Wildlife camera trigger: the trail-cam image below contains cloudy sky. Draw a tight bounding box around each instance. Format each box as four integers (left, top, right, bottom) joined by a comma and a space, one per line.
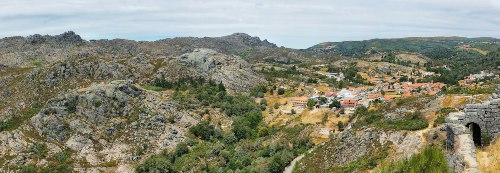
1, 0, 500, 48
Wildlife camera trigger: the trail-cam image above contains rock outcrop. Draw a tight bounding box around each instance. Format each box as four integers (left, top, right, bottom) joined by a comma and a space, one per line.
295, 128, 422, 172
156, 48, 265, 94
1, 80, 198, 171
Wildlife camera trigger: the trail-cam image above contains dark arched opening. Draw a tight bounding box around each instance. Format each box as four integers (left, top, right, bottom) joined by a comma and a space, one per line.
466, 122, 481, 146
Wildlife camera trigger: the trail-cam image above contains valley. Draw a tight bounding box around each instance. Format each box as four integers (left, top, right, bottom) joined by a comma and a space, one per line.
0, 32, 499, 173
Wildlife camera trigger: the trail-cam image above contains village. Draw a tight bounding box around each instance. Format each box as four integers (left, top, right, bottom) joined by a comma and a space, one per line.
260, 63, 450, 143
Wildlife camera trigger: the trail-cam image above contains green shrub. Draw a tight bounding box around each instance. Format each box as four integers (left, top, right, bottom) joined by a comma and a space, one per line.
307, 99, 316, 109
250, 85, 268, 98
65, 98, 78, 113
28, 143, 48, 159
20, 164, 36, 173
174, 142, 189, 158
268, 150, 294, 173
337, 121, 345, 129
277, 88, 286, 95
189, 121, 215, 140
136, 156, 174, 173
142, 85, 167, 91
93, 100, 102, 107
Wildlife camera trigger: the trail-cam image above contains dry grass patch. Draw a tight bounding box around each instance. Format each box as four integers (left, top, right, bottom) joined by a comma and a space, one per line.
477, 139, 500, 173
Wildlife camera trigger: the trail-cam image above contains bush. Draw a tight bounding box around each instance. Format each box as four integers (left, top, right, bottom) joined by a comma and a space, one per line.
307, 99, 316, 109
375, 119, 428, 131
337, 121, 345, 129
189, 121, 215, 140
274, 103, 280, 109
250, 85, 267, 98
136, 156, 174, 173
142, 85, 167, 91
268, 150, 294, 173
28, 143, 48, 159
329, 100, 341, 109
174, 142, 189, 158
277, 88, 286, 95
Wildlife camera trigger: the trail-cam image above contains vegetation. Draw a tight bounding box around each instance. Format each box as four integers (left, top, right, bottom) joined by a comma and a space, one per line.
259, 66, 303, 80
28, 143, 48, 160
329, 100, 341, 109
189, 121, 216, 140
442, 85, 496, 94
0, 102, 43, 132
19, 149, 74, 173
434, 108, 456, 127
378, 145, 451, 173
139, 77, 313, 172
136, 155, 174, 173
277, 88, 286, 95
307, 99, 316, 109
353, 98, 429, 131
142, 85, 167, 91
251, 84, 268, 98
313, 37, 500, 84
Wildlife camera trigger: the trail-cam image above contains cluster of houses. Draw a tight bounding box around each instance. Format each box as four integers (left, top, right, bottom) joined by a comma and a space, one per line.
459, 71, 496, 86
290, 80, 446, 116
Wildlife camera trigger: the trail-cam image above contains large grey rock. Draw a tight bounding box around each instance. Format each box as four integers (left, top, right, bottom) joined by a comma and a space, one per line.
157, 48, 265, 94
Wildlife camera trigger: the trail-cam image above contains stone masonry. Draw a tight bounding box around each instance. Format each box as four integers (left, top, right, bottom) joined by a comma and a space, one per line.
444, 85, 500, 173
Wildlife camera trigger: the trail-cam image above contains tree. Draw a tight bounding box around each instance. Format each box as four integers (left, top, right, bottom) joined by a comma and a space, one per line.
260, 99, 268, 110
136, 156, 174, 173
174, 142, 189, 158
322, 113, 328, 125
318, 97, 328, 104
218, 81, 226, 92
337, 121, 345, 129
354, 106, 368, 117
329, 100, 341, 109
189, 121, 215, 140
291, 109, 296, 114
307, 99, 316, 109
277, 88, 286, 95
274, 103, 280, 109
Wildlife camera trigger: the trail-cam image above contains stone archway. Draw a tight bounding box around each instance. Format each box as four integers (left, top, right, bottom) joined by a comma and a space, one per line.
466, 122, 481, 146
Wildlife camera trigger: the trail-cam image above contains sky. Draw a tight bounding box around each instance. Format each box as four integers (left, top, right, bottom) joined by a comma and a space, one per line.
0, 0, 500, 48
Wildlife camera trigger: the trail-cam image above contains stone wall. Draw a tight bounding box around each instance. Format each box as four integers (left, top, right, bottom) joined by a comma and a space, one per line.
444, 85, 500, 173
444, 123, 480, 173
446, 99, 500, 135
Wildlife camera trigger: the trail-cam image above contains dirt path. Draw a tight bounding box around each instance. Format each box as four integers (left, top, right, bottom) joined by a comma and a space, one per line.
283, 147, 317, 173
412, 96, 444, 148
283, 154, 305, 173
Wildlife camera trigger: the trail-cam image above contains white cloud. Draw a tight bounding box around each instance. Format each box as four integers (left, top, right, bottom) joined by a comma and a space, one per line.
0, 0, 499, 48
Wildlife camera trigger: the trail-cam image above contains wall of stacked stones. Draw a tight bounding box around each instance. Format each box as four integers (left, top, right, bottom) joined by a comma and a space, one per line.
456, 99, 500, 135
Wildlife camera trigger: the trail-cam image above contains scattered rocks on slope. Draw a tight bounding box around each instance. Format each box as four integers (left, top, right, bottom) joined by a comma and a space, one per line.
11, 80, 199, 168
156, 48, 265, 94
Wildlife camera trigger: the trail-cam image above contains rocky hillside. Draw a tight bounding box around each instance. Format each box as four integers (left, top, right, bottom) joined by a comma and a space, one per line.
0, 31, 309, 69
1, 80, 198, 172
0, 33, 271, 172
154, 48, 266, 94
294, 128, 422, 173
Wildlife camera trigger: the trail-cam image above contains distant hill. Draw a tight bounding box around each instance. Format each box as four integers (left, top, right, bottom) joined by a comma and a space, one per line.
307, 37, 500, 57
0, 31, 309, 67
